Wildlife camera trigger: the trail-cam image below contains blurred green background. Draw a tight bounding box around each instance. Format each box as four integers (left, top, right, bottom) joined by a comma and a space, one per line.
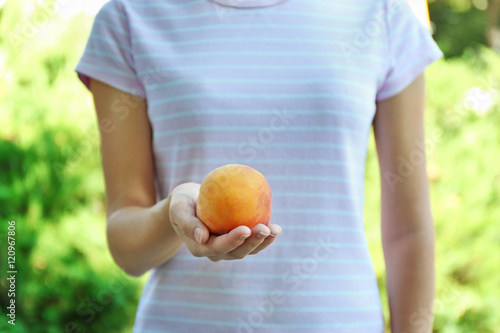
0, 0, 499, 332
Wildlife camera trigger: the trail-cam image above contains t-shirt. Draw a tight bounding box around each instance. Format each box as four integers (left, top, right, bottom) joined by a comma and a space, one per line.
75, 0, 443, 332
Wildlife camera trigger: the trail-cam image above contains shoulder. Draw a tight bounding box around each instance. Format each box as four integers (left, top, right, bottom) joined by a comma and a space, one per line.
94, 0, 124, 21
115, 0, 176, 10
103, 0, 172, 21
99, 0, 123, 12
93, 0, 135, 31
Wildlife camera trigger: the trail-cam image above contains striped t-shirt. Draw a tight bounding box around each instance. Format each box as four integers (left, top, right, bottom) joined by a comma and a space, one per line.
75, 0, 442, 332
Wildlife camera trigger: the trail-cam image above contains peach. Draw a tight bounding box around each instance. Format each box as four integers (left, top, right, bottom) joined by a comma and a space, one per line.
196, 164, 272, 235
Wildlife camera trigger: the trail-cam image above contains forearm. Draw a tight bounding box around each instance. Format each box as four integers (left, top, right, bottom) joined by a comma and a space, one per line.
383, 227, 435, 333
106, 195, 183, 277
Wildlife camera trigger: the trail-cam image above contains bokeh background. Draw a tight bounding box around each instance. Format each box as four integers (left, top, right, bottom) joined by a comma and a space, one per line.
0, 0, 499, 332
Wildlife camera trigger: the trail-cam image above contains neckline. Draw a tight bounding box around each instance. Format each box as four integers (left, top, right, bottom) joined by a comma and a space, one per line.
212, 0, 289, 8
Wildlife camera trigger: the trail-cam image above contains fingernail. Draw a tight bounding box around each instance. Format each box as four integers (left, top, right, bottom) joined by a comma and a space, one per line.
257, 232, 270, 240
238, 234, 250, 241
271, 226, 283, 237
194, 228, 203, 244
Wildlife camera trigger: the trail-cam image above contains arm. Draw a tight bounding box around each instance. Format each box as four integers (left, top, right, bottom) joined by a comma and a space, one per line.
90, 78, 183, 277
90, 79, 282, 277
373, 74, 435, 332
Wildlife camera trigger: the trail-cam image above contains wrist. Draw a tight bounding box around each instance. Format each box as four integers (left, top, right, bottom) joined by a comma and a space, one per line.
153, 192, 173, 225
149, 193, 179, 240
140, 194, 183, 269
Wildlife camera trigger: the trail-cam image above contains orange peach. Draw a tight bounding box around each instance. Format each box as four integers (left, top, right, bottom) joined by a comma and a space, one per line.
196, 164, 272, 235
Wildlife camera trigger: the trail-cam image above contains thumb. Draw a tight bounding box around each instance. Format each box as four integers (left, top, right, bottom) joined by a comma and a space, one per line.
169, 190, 209, 245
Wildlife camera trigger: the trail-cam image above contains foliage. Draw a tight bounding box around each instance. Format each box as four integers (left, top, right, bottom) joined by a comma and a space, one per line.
0, 1, 499, 332
0, 2, 143, 333
429, 0, 490, 58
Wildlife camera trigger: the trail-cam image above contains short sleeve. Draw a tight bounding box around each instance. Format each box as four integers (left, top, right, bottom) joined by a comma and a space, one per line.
376, 0, 443, 101
75, 0, 145, 98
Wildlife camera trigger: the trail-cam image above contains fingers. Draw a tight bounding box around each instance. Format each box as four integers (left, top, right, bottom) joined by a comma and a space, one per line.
204, 226, 252, 256
249, 224, 282, 255
195, 223, 283, 260
169, 190, 209, 245
224, 224, 273, 259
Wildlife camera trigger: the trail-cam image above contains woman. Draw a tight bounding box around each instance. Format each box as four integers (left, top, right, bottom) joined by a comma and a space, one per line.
76, 0, 442, 331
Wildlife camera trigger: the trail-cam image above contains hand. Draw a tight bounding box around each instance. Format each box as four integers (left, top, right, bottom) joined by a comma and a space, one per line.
168, 182, 282, 262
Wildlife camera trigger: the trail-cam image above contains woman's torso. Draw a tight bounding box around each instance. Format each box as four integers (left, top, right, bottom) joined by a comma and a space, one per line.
125, 0, 387, 331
